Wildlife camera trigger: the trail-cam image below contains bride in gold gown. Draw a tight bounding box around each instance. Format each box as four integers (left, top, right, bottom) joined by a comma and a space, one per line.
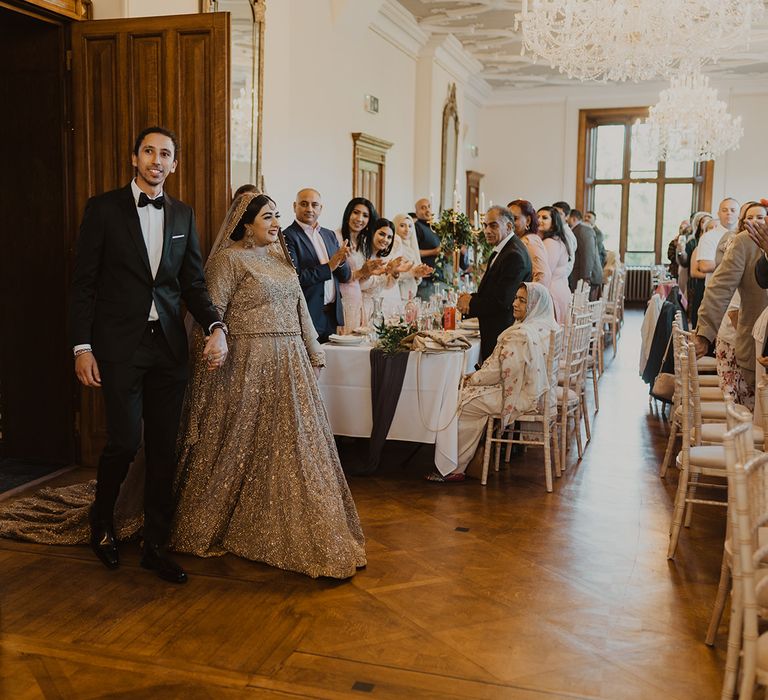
0, 192, 366, 579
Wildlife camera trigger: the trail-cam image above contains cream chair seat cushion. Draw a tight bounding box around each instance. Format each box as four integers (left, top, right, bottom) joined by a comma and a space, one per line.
700, 423, 764, 447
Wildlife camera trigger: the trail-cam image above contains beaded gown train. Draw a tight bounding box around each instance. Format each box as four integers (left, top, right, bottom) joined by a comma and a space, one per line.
0, 243, 366, 579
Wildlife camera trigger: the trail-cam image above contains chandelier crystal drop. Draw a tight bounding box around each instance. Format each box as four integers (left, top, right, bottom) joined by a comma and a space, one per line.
516, 0, 765, 82
644, 70, 744, 162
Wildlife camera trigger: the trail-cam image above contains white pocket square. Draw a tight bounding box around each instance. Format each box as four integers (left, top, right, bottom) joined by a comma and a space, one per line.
172, 234, 185, 239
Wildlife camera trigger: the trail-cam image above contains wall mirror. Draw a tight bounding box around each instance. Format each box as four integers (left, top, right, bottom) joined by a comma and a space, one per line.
204, 0, 265, 192
440, 83, 459, 212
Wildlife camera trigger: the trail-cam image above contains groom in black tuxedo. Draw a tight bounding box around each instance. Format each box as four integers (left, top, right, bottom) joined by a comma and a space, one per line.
70, 126, 228, 583
457, 206, 532, 362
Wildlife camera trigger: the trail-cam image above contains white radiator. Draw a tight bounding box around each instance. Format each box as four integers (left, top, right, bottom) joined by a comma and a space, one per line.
625, 266, 653, 302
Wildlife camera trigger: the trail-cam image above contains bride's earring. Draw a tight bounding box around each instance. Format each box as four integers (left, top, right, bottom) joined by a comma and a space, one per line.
243, 223, 256, 248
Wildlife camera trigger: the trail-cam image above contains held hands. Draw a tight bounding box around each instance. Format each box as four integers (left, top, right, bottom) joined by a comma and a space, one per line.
202, 328, 229, 371
329, 241, 351, 271
693, 334, 709, 359
457, 292, 472, 316
75, 352, 101, 387
746, 219, 768, 254
413, 263, 433, 278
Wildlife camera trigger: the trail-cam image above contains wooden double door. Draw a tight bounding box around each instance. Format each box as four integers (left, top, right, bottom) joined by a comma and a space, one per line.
0, 2, 231, 467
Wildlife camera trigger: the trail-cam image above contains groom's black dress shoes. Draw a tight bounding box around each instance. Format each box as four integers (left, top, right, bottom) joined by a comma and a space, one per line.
141, 542, 187, 584
89, 520, 119, 570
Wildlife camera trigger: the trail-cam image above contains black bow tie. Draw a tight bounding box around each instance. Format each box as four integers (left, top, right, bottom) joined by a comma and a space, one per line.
138, 192, 165, 209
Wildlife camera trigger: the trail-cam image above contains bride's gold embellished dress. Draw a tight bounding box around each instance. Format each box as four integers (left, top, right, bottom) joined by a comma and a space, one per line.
170, 244, 365, 577
0, 243, 366, 580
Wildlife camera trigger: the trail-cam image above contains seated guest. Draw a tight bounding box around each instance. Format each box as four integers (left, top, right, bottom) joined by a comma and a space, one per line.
335, 197, 385, 333
283, 188, 351, 342
538, 206, 572, 325
412, 197, 441, 299
457, 206, 532, 362
508, 199, 551, 287
355, 218, 413, 319
426, 282, 559, 482
392, 213, 433, 300
567, 209, 603, 298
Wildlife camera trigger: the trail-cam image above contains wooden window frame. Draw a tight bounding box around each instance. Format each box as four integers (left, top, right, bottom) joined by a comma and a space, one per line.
351, 132, 392, 216
576, 107, 714, 264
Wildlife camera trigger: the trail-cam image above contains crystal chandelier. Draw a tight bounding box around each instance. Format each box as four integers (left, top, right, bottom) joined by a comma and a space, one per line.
644, 69, 743, 162
515, 0, 765, 82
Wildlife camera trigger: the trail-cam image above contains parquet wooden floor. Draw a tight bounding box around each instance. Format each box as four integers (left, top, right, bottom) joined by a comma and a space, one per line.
1, 309, 731, 699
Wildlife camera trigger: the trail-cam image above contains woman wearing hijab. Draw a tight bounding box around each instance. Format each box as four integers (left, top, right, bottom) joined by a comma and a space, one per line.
426, 282, 559, 482
391, 213, 432, 300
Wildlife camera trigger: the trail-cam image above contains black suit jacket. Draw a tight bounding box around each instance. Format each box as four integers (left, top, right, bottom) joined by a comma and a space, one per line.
283, 221, 351, 327
69, 184, 220, 363
467, 234, 532, 361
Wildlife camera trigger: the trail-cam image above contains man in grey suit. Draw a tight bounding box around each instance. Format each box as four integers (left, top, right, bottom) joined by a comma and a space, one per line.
567, 209, 603, 298
693, 228, 768, 394
584, 210, 607, 267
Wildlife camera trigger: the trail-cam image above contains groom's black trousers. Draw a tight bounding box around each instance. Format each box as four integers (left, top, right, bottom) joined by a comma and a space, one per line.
94, 321, 188, 544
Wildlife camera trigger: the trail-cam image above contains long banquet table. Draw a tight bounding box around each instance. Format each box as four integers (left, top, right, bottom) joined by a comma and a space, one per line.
318, 338, 481, 474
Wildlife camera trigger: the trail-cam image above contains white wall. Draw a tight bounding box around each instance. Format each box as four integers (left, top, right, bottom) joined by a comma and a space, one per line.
92, 0, 197, 19
262, 0, 420, 224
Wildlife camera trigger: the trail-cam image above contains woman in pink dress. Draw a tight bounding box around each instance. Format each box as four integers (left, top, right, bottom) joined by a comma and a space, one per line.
537, 205, 572, 324
335, 197, 385, 333
509, 199, 551, 287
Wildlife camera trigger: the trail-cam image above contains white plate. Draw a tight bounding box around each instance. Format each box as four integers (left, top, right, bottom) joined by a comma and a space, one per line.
328, 334, 365, 345
458, 319, 479, 330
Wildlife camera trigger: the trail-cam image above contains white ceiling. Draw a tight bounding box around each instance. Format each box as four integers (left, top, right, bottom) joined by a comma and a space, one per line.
398, 0, 768, 92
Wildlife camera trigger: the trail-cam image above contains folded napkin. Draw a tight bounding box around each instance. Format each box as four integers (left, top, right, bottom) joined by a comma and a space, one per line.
400, 330, 472, 353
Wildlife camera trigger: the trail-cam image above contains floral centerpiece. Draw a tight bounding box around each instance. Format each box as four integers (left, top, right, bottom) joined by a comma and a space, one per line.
431, 209, 493, 283
374, 319, 416, 355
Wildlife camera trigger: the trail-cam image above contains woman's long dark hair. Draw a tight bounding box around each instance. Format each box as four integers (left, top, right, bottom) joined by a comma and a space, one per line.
359, 218, 395, 259
537, 205, 571, 259
230, 194, 277, 240
340, 197, 379, 247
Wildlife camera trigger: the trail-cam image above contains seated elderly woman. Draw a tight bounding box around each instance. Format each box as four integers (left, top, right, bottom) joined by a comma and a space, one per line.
425, 282, 559, 482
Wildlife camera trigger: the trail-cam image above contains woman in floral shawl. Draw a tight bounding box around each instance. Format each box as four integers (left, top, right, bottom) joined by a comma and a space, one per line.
426, 282, 559, 482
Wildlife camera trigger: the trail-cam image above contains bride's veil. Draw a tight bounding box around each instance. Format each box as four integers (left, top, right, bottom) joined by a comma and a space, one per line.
206, 191, 294, 270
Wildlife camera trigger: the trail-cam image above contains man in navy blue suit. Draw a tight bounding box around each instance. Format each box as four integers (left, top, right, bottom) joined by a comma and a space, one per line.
283, 188, 351, 342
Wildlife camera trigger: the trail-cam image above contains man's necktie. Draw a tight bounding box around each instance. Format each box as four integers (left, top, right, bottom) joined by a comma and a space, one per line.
138, 192, 165, 209
487, 250, 498, 268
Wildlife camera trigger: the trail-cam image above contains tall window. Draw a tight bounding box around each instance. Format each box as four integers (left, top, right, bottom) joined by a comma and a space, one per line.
576, 108, 713, 265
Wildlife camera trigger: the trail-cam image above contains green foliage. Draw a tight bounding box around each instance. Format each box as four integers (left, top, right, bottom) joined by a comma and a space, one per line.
431, 209, 492, 280
375, 319, 416, 355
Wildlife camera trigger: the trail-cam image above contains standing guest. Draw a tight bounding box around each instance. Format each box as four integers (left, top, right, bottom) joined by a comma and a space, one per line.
584, 210, 608, 267
355, 219, 413, 318
552, 201, 578, 276
425, 282, 559, 482
693, 217, 768, 399
538, 205, 572, 324
392, 213, 433, 300
336, 197, 385, 333
283, 188, 351, 343
567, 209, 603, 298
714, 203, 767, 408
696, 197, 740, 283
412, 197, 442, 299
669, 219, 692, 283
508, 199, 551, 288
684, 212, 713, 327
232, 183, 259, 200
69, 126, 228, 583
456, 206, 532, 362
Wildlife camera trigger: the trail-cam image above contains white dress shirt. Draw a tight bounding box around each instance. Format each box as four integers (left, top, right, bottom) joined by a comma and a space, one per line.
489, 231, 516, 267
296, 220, 335, 304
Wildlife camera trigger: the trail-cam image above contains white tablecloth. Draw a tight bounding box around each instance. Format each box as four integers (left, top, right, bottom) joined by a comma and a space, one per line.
318, 339, 481, 474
